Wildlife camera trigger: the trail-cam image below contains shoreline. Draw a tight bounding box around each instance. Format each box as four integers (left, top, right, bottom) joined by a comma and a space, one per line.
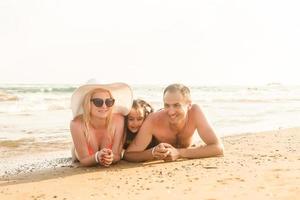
0, 126, 295, 178
1, 127, 300, 199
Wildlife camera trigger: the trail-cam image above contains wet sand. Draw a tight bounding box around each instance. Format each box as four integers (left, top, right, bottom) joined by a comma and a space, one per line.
1, 127, 300, 200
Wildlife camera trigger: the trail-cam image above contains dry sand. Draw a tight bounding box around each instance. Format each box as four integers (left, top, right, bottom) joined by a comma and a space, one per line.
1, 127, 299, 200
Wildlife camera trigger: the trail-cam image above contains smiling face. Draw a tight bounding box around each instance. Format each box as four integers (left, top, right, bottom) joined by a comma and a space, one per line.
127, 107, 145, 133
163, 90, 190, 124
90, 90, 113, 119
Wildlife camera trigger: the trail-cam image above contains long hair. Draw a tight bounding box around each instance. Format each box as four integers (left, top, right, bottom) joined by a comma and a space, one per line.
132, 99, 154, 117
125, 99, 154, 127
123, 99, 154, 147
81, 88, 114, 145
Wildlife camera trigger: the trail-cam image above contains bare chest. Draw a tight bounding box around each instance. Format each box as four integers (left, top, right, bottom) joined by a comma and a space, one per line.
153, 123, 196, 148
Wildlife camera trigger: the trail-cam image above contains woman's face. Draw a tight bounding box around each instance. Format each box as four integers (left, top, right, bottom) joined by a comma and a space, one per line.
90, 91, 113, 119
127, 108, 145, 133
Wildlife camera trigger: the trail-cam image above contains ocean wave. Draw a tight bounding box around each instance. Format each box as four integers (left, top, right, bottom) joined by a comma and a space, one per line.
198, 98, 268, 103
0, 138, 35, 148
209, 98, 299, 103
47, 105, 70, 111
0, 91, 18, 101
0, 86, 76, 93
0, 103, 70, 113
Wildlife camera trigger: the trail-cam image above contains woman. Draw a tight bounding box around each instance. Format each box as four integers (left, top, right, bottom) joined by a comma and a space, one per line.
123, 99, 158, 150
70, 79, 133, 167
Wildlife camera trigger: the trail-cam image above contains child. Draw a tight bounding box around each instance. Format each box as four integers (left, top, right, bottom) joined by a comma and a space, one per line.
123, 99, 158, 150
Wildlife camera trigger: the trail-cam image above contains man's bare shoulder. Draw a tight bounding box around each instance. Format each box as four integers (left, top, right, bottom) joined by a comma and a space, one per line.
139, 110, 167, 130
147, 109, 167, 123
190, 104, 202, 112
189, 104, 205, 121
189, 104, 203, 114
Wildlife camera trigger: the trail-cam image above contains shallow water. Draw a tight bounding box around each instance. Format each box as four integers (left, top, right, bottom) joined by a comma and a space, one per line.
0, 151, 73, 179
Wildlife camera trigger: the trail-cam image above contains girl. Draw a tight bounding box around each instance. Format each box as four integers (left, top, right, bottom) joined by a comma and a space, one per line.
123, 99, 158, 150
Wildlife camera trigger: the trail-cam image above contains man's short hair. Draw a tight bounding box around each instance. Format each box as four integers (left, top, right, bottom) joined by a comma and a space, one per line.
163, 83, 191, 102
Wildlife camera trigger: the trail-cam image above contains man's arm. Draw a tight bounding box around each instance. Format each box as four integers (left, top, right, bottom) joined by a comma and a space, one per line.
123, 115, 155, 162
165, 105, 224, 160
70, 119, 98, 166
181, 105, 224, 158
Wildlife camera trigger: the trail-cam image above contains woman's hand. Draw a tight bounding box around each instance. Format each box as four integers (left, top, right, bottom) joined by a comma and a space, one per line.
98, 148, 113, 167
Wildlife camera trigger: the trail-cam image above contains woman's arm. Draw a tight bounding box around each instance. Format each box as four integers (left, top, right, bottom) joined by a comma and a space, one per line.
183, 105, 224, 158
70, 118, 98, 167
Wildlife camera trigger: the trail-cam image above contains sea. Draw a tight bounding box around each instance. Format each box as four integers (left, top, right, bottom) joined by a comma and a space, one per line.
1, 83, 300, 177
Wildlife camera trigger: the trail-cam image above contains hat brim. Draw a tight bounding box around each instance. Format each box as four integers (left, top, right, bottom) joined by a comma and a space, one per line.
71, 82, 133, 118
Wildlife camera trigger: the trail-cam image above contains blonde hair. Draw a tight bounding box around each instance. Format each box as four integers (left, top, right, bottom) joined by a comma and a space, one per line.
81, 88, 114, 145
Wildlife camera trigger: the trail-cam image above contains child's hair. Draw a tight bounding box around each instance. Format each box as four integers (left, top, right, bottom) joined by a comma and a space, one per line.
123, 99, 154, 148
131, 99, 154, 118
125, 99, 154, 127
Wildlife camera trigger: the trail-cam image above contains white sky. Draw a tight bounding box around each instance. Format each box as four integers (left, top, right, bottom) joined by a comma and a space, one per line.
0, 0, 299, 85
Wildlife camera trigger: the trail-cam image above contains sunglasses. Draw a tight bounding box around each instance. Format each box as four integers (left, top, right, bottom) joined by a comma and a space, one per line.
90, 98, 115, 107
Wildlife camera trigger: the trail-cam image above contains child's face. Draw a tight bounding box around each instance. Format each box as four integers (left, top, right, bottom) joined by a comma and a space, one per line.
127, 108, 145, 133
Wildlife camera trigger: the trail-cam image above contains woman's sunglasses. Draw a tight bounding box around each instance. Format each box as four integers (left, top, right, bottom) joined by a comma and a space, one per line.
90, 98, 115, 107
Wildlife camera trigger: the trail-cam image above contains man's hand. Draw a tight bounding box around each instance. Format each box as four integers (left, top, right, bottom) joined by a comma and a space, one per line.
163, 143, 180, 161
152, 143, 170, 160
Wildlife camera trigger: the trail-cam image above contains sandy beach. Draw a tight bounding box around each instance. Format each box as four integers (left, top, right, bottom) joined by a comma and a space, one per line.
1, 127, 299, 200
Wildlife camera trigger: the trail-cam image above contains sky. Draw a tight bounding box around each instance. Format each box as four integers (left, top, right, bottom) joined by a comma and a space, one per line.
0, 0, 300, 85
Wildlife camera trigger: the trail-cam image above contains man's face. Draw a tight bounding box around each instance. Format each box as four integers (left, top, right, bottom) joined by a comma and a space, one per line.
163, 91, 190, 124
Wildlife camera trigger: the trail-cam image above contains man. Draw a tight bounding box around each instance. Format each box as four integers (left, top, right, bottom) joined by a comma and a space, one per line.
124, 83, 224, 162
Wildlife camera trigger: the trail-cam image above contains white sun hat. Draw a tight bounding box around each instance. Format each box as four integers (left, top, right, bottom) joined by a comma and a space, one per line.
71, 79, 133, 118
